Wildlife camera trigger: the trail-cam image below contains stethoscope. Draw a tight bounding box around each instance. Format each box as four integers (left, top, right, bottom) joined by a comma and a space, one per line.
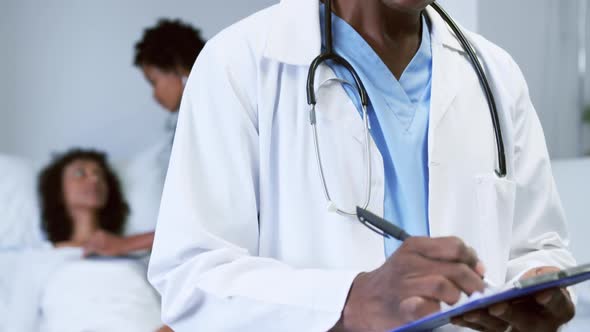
306, 0, 507, 217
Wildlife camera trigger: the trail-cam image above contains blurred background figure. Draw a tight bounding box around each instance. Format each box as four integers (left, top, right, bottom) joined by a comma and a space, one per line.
134, 18, 207, 168
39, 149, 129, 250
88, 18, 209, 253
38, 149, 159, 257
135, 19, 205, 114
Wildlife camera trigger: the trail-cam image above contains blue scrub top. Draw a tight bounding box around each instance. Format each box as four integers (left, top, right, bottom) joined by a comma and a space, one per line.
320, 6, 433, 257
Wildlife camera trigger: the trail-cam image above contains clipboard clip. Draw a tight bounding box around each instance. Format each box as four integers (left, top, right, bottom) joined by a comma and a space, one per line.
514, 263, 590, 289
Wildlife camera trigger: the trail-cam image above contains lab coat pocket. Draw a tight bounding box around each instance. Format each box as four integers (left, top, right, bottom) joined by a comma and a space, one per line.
474, 174, 517, 282
475, 174, 516, 223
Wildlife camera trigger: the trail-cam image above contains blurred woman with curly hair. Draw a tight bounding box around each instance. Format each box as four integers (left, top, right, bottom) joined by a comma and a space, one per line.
39, 149, 154, 256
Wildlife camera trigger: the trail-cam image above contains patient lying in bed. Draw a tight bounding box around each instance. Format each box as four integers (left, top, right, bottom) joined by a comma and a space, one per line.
39, 149, 156, 257
35, 148, 171, 332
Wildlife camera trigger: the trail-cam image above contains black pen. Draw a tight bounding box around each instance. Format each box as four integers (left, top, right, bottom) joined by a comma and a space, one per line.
356, 207, 411, 241
356, 206, 498, 289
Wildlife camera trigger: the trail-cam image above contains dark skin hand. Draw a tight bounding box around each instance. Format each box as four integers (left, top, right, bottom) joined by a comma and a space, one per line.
331, 236, 486, 332
452, 267, 576, 332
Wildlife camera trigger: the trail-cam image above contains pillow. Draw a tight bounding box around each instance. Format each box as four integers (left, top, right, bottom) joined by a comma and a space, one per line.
0, 155, 44, 248
115, 139, 170, 236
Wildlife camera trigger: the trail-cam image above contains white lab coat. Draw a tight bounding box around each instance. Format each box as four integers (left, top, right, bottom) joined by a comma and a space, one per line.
148, 1, 576, 331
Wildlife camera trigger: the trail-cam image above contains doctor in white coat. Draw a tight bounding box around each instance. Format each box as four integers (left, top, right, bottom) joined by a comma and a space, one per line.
148, 0, 577, 331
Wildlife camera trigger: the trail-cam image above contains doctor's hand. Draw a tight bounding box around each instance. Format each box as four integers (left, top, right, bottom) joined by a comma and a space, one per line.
452, 267, 575, 332
83, 230, 127, 257
331, 236, 486, 332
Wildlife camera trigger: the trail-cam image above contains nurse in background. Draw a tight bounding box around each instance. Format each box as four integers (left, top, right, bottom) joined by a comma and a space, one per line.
82, 19, 206, 257
134, 18, 207, 149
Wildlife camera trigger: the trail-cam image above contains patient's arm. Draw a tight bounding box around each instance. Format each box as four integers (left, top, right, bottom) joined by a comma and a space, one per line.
83, 230, 155, 257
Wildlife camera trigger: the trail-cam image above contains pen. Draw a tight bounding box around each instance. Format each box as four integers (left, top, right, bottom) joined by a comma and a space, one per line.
356, 207, 497, 290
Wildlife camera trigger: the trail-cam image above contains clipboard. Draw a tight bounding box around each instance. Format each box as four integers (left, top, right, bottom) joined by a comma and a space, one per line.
391, 263, 590, 332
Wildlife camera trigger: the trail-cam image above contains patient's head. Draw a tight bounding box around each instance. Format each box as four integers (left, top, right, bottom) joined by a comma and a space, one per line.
39, 149, 129, 243
134, 19, 206, 112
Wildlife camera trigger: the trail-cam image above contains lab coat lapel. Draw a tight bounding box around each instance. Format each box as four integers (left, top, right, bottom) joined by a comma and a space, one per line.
426, 7, 463, 237
263, 0, 321, 66
428, 42, 460, 157
426, 5, 468, 143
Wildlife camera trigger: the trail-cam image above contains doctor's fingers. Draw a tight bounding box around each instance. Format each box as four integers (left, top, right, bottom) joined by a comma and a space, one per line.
535, 288, 576, 323
402, 275, 463, 306
398, 296, 441, 323
451, 315, 509, 332
489, 301, 561, 332
403, 255, 485, 295
402, 236, 482, 272
457, 310, 511, 331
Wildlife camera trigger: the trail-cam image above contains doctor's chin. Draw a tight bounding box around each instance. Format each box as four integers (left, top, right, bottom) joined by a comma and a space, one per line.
1, 1, 589, 332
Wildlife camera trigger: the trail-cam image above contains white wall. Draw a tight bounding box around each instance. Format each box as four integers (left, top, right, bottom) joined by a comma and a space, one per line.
0, 6, 17, 156
0, 0, 277, 165
479, 0, 584, 159
437, 0, 478, 32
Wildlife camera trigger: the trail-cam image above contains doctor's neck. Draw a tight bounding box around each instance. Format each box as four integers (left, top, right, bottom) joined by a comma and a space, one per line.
332, 1, 424, 32
325, 0, 433, 78
329, 0, 430, 39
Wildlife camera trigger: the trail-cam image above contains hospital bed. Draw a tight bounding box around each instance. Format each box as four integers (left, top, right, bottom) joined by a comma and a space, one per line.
0, 153, 165, 332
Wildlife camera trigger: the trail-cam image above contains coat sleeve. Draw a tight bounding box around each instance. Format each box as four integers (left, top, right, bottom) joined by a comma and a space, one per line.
147, 36, 360, 332
505, 58, 577, 283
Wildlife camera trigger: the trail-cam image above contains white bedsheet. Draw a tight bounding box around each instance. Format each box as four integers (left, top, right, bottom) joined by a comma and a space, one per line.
0, 247, 162, 332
